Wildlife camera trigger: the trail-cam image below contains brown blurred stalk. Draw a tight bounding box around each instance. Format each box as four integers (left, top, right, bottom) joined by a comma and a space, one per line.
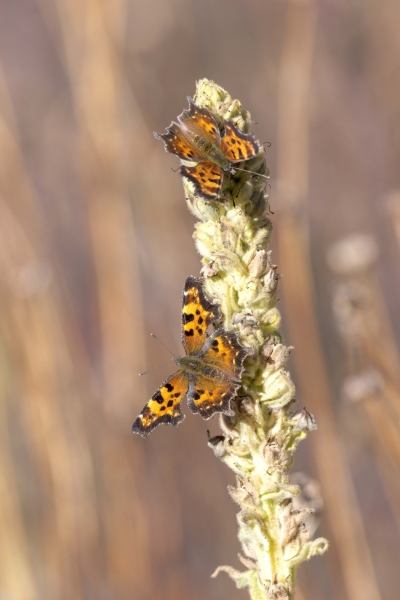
363, 393, 400, 530
0, 62, 93, 599
386, 192, 400, 255
0, 323, 35, 599
329, 243, 400, 534
356, 277, 400, 428
1, 1, 156, 596
53, 0, 146, 414
48, 0, 152, 595
275, 1, 382, 599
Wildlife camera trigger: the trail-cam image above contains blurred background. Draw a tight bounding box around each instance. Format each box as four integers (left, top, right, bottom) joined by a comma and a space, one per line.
0, 0, 399, 599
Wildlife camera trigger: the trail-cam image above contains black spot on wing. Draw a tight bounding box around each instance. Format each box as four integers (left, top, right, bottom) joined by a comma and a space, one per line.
182, 276, 222, 332
179, 164, 222, 200
221, 120, 259, 163
183, 313, 195, 323
132, 407, 185, 438
153, 391, 163, 404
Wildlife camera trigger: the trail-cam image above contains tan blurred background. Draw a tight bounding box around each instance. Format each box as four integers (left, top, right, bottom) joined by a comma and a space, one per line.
0, 0, 400, 599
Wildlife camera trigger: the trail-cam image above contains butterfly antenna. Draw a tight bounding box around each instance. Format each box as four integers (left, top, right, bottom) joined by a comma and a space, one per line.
139, 359, 175, 376
150, 333, 176, 357
234, 167, 269, 180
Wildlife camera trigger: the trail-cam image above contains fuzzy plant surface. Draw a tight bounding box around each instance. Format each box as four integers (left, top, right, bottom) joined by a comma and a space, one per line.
182, 79, 328, 600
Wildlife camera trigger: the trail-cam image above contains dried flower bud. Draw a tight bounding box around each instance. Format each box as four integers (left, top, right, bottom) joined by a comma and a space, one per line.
248, 249, 270, 278
208, 434, 226, 458
267, 582, 290, 600
201, 260, 219, 278
265, 343, 293, 370
264, 265, 280, 294
291, 408, 317, 431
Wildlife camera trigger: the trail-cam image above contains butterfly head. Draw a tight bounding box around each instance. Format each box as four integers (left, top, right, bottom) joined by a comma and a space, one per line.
225, 166, 237, 175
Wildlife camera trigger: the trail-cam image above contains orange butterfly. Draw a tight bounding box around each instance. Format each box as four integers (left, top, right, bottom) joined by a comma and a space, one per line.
154, 97, 261, 200
132, 277, 251, 437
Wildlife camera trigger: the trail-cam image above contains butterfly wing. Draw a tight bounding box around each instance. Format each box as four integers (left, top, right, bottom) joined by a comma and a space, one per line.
132, 371, 189, 437
182, 276, 221, 355
187, 329, 251, 419
180, 162, 223, 200
178, 97, 221, 144
220, 120, 259, 163
201, 329, 251, 381
187, 375, 238, 419
154, 122, 200, 161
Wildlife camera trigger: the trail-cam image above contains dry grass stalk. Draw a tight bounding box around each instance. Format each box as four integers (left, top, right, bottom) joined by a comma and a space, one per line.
362, 404, 400, 534
53, 0, 146, 414
46, 0, 156, 595
0, 5, 154, 596
0, 62, 93, 598
275, 2, 383, 599
329, 234, 400, 537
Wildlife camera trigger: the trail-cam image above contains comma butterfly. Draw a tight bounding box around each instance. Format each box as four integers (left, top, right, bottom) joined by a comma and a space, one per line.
154, 97, 262, 200
132, 276, 251, 437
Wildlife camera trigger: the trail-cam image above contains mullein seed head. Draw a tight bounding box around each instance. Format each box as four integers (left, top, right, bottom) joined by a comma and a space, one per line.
184, 79, 328, 599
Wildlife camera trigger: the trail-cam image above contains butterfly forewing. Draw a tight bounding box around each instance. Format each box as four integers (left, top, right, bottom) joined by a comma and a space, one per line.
178, 97, 221, 144
220, 120, 259, 163
182, 276, 221, 355
154, 122, 199, 161
180, 162, 222, 200
132, 371, 189, 437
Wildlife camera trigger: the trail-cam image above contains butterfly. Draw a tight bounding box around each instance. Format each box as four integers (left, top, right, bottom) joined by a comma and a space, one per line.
132, 276, 251, 437
154, 97, 261, 200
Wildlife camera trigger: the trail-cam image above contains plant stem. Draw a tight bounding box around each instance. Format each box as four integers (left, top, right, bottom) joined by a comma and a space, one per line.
182, 79, 328, 600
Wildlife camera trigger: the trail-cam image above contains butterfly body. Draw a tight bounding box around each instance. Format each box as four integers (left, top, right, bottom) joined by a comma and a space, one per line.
176, 355, 201, 373
154, 97, 260, 200
132, 277, 251, 437
176, 330, 240, 380
176, 354, 220, 378
177, 128, 234, 174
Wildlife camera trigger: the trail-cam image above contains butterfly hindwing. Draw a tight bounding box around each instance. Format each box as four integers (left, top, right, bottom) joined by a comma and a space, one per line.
220, 120, 259, 163
153, 122, 199, 161
186, 328, 251, 419
187, 375, 238, 419
178, 97, 221, 144
182, 276, 221, 355
132, 371, 189, 438
201, 329, 252, 381
180, 162, 223, 200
